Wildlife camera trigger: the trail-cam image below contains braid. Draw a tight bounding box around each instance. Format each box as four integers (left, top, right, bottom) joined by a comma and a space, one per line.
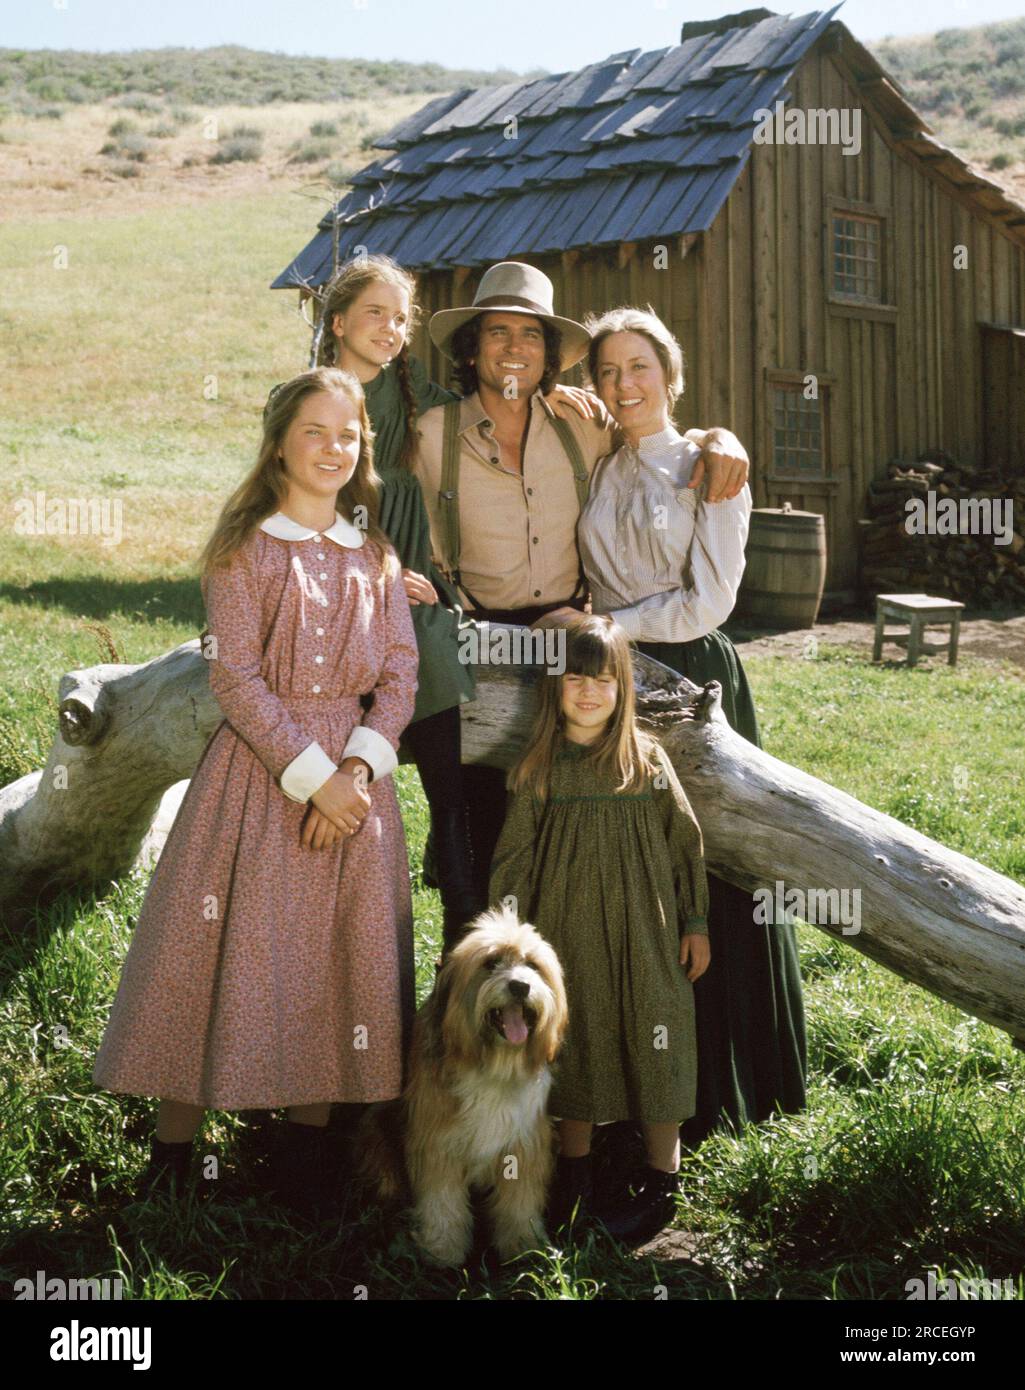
394, 349, 420, 471
312, 292, 337, 367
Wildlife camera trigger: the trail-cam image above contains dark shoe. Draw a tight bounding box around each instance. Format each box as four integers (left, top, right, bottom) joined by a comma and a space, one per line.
271, 1121, 334, 1220
546, 1153, 594, 1234
597, 1165, 678, 1248
137, 1137, 194, 1201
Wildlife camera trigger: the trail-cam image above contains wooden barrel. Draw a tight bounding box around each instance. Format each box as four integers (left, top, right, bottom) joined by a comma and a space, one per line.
737, 503, 827, 628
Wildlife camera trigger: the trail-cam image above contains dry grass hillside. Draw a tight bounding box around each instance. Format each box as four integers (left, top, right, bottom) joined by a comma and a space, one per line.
1, 22, 1024, 218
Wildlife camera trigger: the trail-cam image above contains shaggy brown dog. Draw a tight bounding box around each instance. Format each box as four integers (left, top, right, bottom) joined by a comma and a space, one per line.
357, 906, 568, 1267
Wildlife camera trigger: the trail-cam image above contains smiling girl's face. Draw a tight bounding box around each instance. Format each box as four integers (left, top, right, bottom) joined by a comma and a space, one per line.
331, 281, 411, 381
561, 667, 618, 745
278, 390, 360, 506
594, 330, 671, 440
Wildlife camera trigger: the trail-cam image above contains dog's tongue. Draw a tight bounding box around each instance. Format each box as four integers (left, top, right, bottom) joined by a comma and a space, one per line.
501, 1004, 529, 1045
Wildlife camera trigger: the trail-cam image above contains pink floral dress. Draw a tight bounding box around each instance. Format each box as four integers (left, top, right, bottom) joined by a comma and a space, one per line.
92, 511, 419, 1109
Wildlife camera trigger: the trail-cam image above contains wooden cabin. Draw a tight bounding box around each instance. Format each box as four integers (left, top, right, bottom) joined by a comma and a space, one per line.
274, 5, 1025, 601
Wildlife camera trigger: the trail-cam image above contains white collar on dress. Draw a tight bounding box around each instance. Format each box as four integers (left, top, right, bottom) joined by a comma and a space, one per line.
259, 510, 365, 548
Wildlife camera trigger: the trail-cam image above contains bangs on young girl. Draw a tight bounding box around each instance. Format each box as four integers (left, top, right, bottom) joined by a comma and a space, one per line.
509, 614, 660, 799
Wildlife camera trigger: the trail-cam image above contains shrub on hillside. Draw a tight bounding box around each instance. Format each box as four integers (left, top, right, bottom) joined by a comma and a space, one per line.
994, 34, 1025, 66
17, 101, 66, 119
288, 138, 332, 164
115, 92, 163, 113
210, 133, 262, 164
992, 71, 1025, 98
995, 115, 1025, 136
100, 131, 151, 161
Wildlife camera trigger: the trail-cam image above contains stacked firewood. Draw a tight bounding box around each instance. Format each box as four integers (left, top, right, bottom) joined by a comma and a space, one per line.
858, 454, 1025, 605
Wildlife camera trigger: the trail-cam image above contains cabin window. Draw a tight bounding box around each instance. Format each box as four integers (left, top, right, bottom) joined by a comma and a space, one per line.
832, 213, 882, 300
771, 383, 828, 479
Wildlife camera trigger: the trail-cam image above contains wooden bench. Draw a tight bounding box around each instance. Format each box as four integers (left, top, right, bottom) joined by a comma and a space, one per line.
872, 593, 965, 667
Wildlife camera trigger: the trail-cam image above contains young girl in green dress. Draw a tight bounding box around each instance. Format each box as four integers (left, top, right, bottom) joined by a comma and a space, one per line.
488, 612, 711, 1246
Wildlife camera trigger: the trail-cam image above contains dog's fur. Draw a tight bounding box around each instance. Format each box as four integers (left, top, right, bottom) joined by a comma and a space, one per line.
357, 906, 568, 1267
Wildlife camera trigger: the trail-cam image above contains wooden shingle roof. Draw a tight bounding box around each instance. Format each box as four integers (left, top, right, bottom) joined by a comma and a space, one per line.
272, 5, 841, 287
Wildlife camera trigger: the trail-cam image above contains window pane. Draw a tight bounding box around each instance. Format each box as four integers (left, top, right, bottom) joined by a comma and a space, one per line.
770, 383, 827, 477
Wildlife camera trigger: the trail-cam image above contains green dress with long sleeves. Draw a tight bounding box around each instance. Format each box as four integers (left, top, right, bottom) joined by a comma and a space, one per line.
489, 737, 710, 1125
362, 355, 475, 725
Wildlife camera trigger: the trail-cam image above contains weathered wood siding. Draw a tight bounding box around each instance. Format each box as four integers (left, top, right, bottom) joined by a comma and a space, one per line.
703, 43, 1025, 589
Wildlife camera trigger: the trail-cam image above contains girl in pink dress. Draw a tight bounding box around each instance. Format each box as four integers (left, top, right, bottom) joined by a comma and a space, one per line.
92, 366, 419, 1209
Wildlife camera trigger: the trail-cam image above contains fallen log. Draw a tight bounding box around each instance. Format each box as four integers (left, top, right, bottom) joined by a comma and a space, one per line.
2, 633, 1024, 1043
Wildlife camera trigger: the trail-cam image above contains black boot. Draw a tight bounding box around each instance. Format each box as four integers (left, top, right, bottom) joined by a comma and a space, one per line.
546, 1153, 594, 1233
137, 1137, 194, 1202
597, 1165, 678, 1248
271, 1121, 333, 1220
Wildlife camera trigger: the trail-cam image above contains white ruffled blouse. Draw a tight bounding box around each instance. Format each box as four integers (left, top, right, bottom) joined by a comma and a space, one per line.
577, 425, 752, 643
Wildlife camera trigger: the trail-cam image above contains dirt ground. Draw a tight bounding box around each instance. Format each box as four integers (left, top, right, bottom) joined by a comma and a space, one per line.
726, 607, 1025, 672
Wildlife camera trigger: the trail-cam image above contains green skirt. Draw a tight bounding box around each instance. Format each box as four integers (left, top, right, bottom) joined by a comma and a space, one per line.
377, 467, 475, 726
635, 631, 808, 1146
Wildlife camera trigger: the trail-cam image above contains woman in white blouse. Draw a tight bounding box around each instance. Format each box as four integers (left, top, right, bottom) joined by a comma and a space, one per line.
567, 306, 807, 1151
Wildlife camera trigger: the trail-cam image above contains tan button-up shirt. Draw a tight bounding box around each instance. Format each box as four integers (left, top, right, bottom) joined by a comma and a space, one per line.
414, 388, 616, 612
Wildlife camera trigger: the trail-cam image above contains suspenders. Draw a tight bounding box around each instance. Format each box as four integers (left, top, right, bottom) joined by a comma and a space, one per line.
438, 399, 590, 612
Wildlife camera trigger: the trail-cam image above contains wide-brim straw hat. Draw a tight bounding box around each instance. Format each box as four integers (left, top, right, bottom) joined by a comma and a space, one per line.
428, 261, 591, 371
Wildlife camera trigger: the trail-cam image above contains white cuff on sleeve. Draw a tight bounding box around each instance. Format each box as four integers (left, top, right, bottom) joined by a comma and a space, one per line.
342, 725, 398, 783
279, 741, 338, 803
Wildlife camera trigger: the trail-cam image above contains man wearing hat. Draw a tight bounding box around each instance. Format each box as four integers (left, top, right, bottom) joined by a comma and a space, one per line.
414, 260, 748, 908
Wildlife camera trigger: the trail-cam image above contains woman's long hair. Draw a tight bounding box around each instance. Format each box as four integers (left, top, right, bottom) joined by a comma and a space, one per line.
313, 254, 422, 470
198, 367, 396, 579
508, 614, 660, 800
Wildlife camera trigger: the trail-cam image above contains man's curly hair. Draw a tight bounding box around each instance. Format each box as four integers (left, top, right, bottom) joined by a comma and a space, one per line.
449, 313, 563, 397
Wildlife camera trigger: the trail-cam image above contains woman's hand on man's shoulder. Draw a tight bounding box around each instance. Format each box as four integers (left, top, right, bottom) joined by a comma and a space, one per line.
684, 427, 749, 502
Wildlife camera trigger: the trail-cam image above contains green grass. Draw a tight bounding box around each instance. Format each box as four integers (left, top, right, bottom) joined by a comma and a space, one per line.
750, 644, 1025, 881
2, 182, 1024, 1298
2, 645, 1023, 1299
0, 188, 316, 788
